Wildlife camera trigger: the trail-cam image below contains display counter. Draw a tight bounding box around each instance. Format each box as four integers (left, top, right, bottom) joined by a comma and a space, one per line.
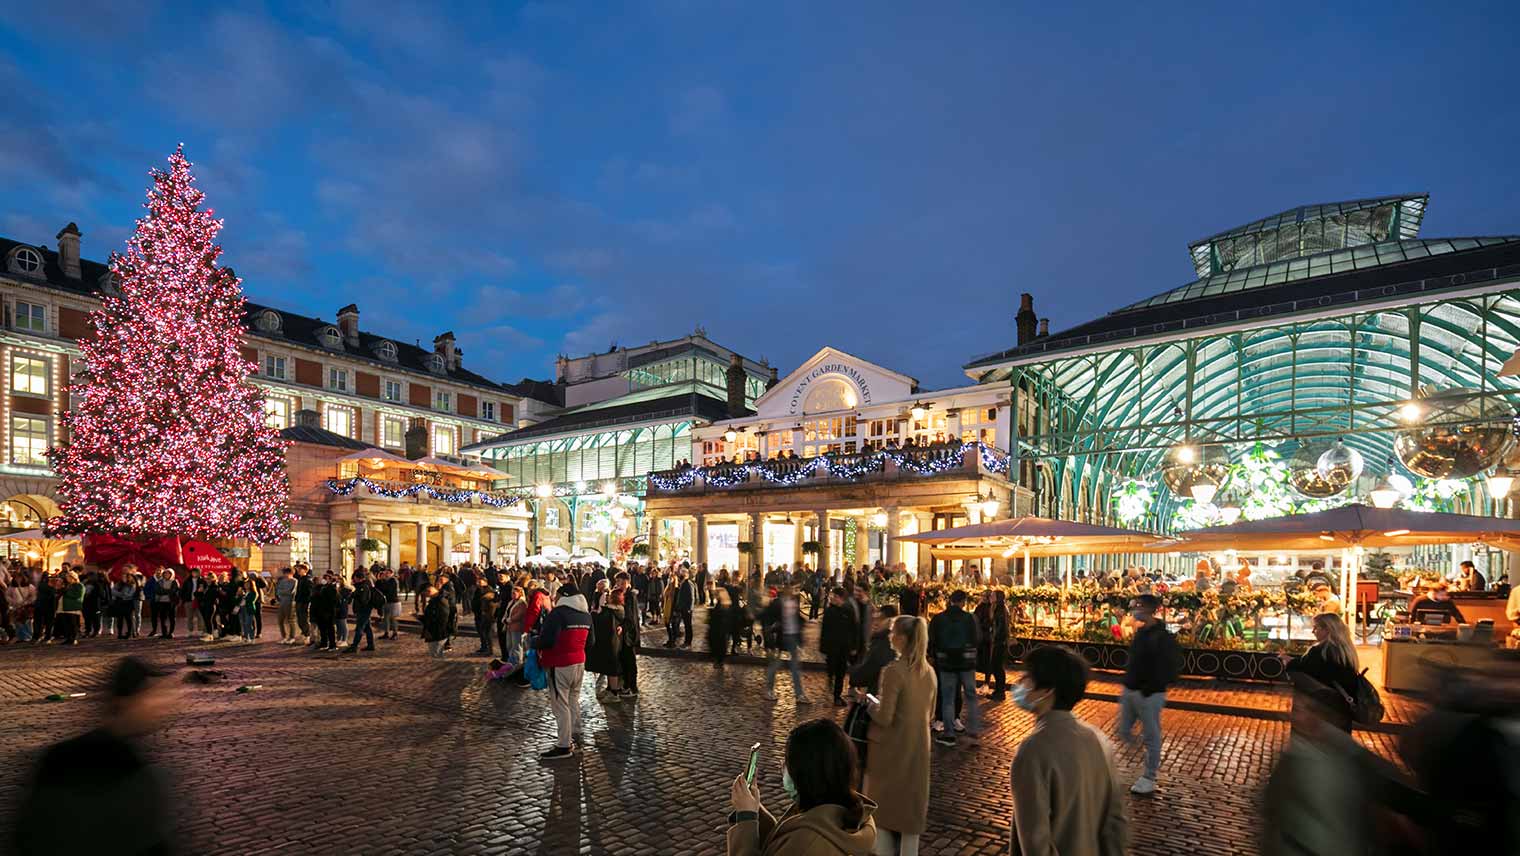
1381, 636, 1500, 694
1448, 592, 1515, 637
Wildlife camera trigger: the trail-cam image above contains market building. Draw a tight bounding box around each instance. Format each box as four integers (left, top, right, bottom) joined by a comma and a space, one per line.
641, 346, 1028, 578
0, 224, 530, 571
964, 193, 1520, 584
464, 330, 775, 559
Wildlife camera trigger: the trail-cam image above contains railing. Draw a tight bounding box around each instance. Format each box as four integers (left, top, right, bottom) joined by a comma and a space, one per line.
325, 475, 523, 508
646, 441, 1010, 494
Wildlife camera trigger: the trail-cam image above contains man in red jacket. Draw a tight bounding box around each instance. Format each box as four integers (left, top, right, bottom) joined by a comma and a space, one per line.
535, 582, 593, 760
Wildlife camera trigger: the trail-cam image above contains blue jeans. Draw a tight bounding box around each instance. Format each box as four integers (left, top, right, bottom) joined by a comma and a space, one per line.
240, 605, 258, 640
1118, 688, 1166, 779
766, 636, 804, 697
937, 669, 980, 736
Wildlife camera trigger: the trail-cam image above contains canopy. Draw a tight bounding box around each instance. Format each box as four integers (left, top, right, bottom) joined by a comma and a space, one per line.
900, 516, 1163, 557
0, 528, 75, 542
413, 455, 505, 480
1172, 503, 1520, 552
336, 447, 414, 467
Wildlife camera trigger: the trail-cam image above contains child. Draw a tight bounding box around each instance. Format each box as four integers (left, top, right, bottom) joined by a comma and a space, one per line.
485, 658, 516, 681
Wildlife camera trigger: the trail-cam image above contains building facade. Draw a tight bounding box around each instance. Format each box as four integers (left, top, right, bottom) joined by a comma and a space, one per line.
642, 347, 1028, 578
465, 330, 774, 558
0, 224, 530, 571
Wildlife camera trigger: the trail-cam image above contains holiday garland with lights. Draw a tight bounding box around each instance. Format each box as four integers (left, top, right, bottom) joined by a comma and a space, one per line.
47, 147, 293, 543
647, 441, 1010, 492
326, 476, 522, 508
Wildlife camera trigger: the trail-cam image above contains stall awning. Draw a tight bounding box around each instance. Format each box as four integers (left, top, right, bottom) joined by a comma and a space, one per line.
1172, 503, 1520, 551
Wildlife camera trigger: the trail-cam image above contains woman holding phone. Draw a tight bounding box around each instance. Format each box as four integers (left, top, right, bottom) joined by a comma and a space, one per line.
858, 615, 935, 855
727, 719, 876, 855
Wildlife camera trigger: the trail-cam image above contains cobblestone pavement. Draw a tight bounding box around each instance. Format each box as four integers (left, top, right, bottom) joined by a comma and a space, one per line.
0, 631, 1404, 856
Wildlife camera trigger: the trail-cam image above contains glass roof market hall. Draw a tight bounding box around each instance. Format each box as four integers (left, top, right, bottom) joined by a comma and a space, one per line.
964, 194, 1520, 542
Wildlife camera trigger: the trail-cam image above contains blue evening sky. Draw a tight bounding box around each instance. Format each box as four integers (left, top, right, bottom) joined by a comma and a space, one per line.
1, 2, 1517, 390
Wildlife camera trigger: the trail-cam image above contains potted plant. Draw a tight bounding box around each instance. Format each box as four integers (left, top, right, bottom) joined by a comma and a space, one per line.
801, 540, 822, 557
630, 543, 650, 559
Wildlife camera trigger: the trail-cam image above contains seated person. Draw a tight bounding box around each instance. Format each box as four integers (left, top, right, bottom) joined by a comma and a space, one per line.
1458, 560, 1487, 592
1312, 583, 1342, 616
1407, 581, 1466, 626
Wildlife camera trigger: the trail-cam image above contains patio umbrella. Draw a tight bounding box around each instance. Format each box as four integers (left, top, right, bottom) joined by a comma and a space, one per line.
413, 456, 504, 480
1170, 503, 1520, 552
0, 529, 81, 571
336, 447, 414, 468
900, 516, 1163, 586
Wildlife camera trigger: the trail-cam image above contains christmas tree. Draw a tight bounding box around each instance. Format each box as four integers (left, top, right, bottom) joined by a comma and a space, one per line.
47, 147, 292, 542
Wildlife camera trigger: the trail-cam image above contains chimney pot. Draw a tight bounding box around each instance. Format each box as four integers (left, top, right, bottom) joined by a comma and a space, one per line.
725, 354, 747, 418
1037, 318, 1050, 337
56, 222, 81, 280
337, 304, 360, 347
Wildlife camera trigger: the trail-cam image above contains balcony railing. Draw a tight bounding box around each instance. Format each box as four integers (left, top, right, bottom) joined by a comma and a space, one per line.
325, 475, 523, 509
646, 440, 1011, 494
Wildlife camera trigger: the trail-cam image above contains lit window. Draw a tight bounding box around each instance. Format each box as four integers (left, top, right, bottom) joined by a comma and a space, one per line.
383, 380, 402, 402
10, 415, 47, 466
321, 327, 342, 348
13, 302, 45, 333
11, 354, 47, 395
432, 425, 456, 455
481, 401, 496, 421
264, 355, 287, 380
328, 368, 348, 392
324, 405, 354, 437
434, 390, 451, 412
290, 531, 312, 565
382, 416, 405, 448
264, 396, 292, 429
544, 506, 560, 528
12, 247, 42, 274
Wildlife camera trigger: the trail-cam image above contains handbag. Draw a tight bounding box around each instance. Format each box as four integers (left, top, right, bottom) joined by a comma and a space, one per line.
523, 648, 548, 691
843, 700, 871, 767
1339, 668, 1385, 724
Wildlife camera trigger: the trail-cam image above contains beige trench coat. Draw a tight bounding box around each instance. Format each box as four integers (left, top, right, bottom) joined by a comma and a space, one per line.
862, 659, 935, 834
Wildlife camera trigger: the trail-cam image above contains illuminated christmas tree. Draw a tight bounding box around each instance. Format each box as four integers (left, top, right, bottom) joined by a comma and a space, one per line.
47, 147, 292, 542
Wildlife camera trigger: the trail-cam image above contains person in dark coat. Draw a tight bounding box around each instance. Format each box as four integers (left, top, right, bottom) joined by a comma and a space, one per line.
345, 572, 378, 654
436, 571, 459, 652
850, 604, 899, 696
820, 587, 861, 706
615, 576, 641, 694
310, 575, 339, 651
586, 594, 623, 697
421, 586, 450, 657
12, 658, 177, 856
985, 590, 1011, 701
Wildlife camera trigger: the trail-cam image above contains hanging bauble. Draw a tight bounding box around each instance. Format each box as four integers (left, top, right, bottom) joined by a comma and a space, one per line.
1393, 388, 1514, 479
1160, 443, 1230, 501
1315, 439, 1364, 487
1287, 442, 1342, 498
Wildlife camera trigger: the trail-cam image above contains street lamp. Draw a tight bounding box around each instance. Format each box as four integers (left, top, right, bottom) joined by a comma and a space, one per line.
724, 428, 738, 443
601, 481, 617, 498
910, 401, 928, 422
534, 483, 552, 498
979, 495, 1001, 518
871, 511, 888, 528
1487, 469, 1515, 498
1369, 476, 1401, 509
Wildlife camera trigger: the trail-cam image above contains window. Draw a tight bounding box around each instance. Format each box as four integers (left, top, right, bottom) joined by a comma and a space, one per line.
383, 379, 402, 402
320, 327, 342, 349
255, 310, 281, 332
374, 341, 397, 362
328, 367, 348, 392
434, 390, 451, 412
382, 416, 405, 448
11, 247, 42, 275
431, 425, 456, 455
11, 354, 47, 395
10, 415, 47, 466
544, 506, 561, 529
290, 531, 312, 566
13, 302, 44, 333
481, 401, 496, 421
264, 396, 292, 429
324, 404, 354, 437
263, 355, 287, 380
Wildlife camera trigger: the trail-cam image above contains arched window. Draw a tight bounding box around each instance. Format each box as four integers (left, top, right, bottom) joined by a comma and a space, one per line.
374, 340, 397, 362
319, 326, 342, 349
8, 247, 42, 276
256, 310, 282, 333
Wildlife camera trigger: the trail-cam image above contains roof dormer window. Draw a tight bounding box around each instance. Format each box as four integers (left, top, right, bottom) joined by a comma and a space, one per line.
319, 326, 343, 350
255, 309, 282, 333
424, 352, 446, 374
8, 247, 43, 277
97, 272, 119, 295
374, 340, 397, 362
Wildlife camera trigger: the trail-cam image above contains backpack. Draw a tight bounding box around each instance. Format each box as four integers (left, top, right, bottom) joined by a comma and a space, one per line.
369, 587, 387, 611
933, 610, 977, 671
1337, 667, 1385, 724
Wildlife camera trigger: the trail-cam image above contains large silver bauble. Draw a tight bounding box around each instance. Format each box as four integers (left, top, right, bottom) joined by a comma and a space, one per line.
1160, 443, 1231, 499
1316, 440, 1364, 486
1394, 389, 1514, 479
1288, 442, 1343, 498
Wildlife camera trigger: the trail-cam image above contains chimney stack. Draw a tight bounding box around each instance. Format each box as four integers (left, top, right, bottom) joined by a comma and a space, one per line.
1037, 318, 1049, 338
725, 354, 747, 418
56, 223, 81, 280
433, 332, 458, 371
294, 408, 321, 429
767, 366, 779, 390
337, 304, 360, 347
1015, 293, 1038, 346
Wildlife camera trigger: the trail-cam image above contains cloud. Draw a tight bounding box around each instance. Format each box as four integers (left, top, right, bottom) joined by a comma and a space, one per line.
631, 203, 737, 243
669, 85, 728, 136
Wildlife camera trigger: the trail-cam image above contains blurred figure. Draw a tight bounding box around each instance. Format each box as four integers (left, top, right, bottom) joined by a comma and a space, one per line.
1117, 594, 1178, 795
13, 657, 178, 855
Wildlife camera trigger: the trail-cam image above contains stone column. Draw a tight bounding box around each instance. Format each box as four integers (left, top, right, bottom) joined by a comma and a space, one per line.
816, 510, 831, 580
695, 515, 709, 568
647, 515, 660, 565
416, 521, 428, 569
915, 512, 934, 579
387, 523, 401, 570
885, 507, 902, 568
748, 511, 763, 572
793, 517, 805, 568
470, 526, 482, 564
440, 526, 454, 566
353, 518, 367, 575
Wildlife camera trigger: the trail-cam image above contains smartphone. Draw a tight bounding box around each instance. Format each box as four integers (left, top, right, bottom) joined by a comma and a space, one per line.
865, 693, 880, 706
744, 742, 762, 786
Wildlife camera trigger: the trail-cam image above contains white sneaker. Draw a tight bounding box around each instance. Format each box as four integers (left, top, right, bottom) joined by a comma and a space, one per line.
1130, 777, 1156, 795
954, 718, 966, 733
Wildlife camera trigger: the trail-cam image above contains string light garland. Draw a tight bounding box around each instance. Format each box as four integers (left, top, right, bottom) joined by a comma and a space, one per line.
326, 476, 522, 508
47, 147, 293, 543
649, 442, 1011, 491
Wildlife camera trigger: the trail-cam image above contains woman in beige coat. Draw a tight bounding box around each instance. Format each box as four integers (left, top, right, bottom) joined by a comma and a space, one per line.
860, 615, 935, 855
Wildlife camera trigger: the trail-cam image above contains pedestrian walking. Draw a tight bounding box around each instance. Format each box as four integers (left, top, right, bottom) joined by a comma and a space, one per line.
761, 586, 807, 705
1117, 593, 1179, 795
983, 591, 1010, 701
1008, 646, 1128, 856
821, 587, 860, 707
536, 582, 593, 761
422, 586, 449, 657
274, 567, 298, 643
725, 718, 877, 856
858, 615, 934, 856
927, 589, 981, 746
345, 571, 379, 653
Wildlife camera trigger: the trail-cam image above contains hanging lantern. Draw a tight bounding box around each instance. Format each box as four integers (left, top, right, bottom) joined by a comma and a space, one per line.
1287, 442, 1342, 498
1160, 443, 1229, 502
1316, 439, 1364, 487
1393, 388, 1514, 479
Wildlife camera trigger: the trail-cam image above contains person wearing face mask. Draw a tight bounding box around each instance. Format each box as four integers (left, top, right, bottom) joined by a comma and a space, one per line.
857, 615, 934, 856
1117, 594, 1178, 796
1008, 646, 1128, 856
727, 719, 877, 856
